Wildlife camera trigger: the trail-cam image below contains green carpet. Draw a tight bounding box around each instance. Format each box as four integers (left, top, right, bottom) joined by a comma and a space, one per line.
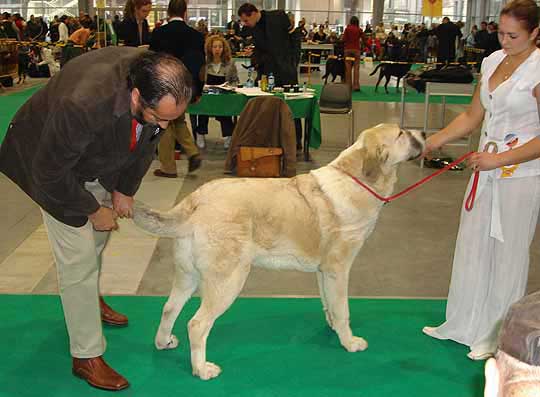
311, 84, 473, 105
0, 295, 484, 397
0, 85, 44, 144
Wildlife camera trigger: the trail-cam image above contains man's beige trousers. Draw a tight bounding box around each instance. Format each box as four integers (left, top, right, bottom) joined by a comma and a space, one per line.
41, 180, 110, 358
158, 113, 199, 174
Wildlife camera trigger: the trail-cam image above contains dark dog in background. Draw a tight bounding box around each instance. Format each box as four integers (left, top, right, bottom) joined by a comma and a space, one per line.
369, 62, 412, 93
322, 55, 345, 83
370, 42, 415, 93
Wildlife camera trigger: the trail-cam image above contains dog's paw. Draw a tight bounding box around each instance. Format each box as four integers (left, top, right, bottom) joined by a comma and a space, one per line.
155, 334, 179, 350
193, 362, 222, 380
345, 336, 368, 352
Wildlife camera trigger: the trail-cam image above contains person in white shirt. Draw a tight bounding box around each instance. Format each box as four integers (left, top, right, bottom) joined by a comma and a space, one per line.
422, 0, 540, 361
58, 15, 69, 42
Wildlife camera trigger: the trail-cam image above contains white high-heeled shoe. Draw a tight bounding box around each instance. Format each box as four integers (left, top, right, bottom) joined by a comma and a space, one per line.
422, 326, 448, 340
467, 349, 494, 361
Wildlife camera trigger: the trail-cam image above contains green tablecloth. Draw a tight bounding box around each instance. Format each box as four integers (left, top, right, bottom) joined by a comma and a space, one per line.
188, 93, 322, 149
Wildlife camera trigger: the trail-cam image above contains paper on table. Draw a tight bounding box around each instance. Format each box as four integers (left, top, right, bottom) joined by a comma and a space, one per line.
283, 93, 315, 99
235, 87, 274, 96
204, 83, 236, 92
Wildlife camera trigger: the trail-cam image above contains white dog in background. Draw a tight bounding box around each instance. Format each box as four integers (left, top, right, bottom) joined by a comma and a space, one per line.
133, 123, 425, 380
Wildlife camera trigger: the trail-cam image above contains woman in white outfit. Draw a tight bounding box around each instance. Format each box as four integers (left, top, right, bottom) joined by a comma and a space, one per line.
422, 0, 540, 360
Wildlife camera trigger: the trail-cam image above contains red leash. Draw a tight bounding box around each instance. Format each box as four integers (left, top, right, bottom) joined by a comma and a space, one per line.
335, 152, 479, 211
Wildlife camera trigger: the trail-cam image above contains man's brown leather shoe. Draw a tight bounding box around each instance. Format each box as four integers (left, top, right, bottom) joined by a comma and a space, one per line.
100, 297, 128, 326
72, 356, 129, 391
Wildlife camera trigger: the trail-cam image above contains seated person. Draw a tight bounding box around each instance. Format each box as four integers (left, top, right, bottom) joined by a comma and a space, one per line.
484, 291, 540, 397
68, 18, 93, 46
190, 35, 239, 150
364, 33, 382, 59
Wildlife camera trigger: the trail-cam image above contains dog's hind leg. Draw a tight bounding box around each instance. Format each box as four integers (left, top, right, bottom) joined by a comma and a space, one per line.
374, 73, 383, 92
321, 270, 368, 352
316, 271, 334, 330
188, 263, 250, 380
396, 77, 402, 93
155, 267, 198, 350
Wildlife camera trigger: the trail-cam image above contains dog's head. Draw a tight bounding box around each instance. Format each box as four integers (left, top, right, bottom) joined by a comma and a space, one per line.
334, 123, 425, 183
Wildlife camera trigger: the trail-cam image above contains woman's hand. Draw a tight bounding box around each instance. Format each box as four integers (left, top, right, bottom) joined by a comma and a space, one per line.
421, 135, 444, 159
467, 152, 502, 171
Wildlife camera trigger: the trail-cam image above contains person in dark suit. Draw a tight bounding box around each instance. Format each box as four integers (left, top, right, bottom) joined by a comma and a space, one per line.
226, 14, 241, 35
435, 16, 463, 65
0, 47, 193, 391
119, 0, 152, 47
485, 21, 502, 57
150, 0, 204, 176
238, 3, 304, 149
238, 3, 296, 86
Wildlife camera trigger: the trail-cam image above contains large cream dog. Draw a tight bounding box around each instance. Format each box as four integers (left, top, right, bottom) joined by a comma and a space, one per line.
133, 123, 424, 380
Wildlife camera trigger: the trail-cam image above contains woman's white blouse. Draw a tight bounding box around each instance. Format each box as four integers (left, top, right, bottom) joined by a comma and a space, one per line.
479, 48, 540, 179
475, 48, 540, 242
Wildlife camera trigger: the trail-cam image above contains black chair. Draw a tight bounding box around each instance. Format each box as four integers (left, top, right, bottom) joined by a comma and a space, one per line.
319, 83, 355, 146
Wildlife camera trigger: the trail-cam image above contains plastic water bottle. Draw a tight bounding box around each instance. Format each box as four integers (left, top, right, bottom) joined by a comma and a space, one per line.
268, 73, 275, 92
246, 67, 254, 88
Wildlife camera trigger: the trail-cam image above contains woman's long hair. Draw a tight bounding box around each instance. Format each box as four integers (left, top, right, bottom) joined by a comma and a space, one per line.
205, 34, 232, 64
123, 0, 151, 20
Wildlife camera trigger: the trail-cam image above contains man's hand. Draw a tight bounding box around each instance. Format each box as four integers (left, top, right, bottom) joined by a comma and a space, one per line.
112, 190, 134, 218
88, 207, 118, 231
467, 152, 502, 171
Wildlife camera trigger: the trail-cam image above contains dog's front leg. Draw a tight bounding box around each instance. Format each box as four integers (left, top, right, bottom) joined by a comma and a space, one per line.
316, 271, 334, 330
321, 271, 368, 352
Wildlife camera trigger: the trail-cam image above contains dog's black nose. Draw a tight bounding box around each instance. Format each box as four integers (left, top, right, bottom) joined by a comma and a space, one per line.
421, 131, 427, 139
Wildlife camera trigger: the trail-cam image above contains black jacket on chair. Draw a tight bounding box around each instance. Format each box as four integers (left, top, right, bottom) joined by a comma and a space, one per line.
119, 17, 151, 47
150, 19, 205, 101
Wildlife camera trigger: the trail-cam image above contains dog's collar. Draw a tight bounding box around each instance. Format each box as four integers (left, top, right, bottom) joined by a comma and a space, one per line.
330, 165, 389, 204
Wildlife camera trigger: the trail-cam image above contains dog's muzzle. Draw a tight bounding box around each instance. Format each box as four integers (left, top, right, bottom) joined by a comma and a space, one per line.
407, 131, 425, 160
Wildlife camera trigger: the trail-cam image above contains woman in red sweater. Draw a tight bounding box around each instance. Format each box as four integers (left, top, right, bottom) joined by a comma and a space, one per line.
342, 16, 364, 91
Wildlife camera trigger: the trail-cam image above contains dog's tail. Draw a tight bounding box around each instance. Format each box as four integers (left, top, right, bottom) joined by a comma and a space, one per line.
369, 63, 383, 76
132, 200, 184, 238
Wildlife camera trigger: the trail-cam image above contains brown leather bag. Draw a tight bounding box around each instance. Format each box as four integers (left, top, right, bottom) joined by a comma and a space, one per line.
237, 146, 283, 177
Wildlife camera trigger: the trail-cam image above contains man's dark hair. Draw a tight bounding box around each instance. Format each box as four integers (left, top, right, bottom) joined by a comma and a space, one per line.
238, 3, 258, 17
81, 19, 92, 29
127, 51, 193, 109
167, 0, 187, 18
349, 16, 359, 26
442, 16, 450, 22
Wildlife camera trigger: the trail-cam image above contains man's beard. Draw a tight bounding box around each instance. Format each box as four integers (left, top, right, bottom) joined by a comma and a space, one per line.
132, 103, 147, 125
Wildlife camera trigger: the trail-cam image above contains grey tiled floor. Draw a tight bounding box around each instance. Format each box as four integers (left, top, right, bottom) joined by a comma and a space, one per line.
2, 67, 540, 298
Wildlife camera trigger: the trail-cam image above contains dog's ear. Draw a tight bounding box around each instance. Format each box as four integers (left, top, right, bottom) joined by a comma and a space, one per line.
362, 146, 388, 182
